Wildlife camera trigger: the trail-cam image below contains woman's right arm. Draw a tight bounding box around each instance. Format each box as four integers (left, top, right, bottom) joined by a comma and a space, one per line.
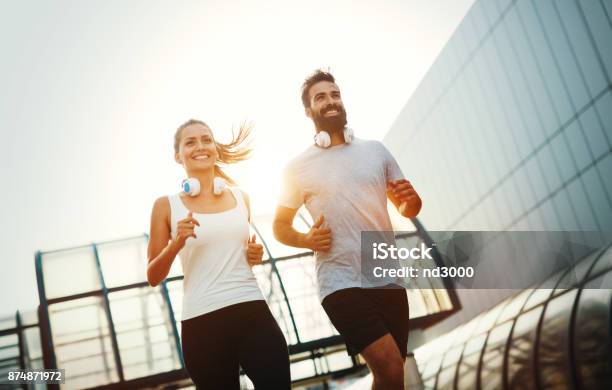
147, 197, 200, 287
147, 197, 178, 287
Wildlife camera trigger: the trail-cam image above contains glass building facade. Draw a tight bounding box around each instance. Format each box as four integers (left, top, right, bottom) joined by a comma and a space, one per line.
384, 0, 612, 232
413, 243, 612, 389
383, 0, 612, 387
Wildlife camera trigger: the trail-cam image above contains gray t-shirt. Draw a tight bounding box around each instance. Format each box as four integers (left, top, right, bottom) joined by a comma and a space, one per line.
278, 138, 405, 301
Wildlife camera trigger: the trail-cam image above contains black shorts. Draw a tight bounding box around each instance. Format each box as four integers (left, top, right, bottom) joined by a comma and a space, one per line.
181, 300, 290, 389
322, 285, 409, 357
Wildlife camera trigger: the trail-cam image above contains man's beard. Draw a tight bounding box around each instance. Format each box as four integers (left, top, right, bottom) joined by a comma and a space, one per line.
311, 104, 348, 134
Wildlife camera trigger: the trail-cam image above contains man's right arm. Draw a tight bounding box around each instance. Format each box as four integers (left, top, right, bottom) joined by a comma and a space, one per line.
273, 206, 332, 251
275, 163, 332, 251
273, 206, 309, 248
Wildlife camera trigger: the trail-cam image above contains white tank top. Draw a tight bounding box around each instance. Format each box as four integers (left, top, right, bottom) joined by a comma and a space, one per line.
168, 186, 264, 321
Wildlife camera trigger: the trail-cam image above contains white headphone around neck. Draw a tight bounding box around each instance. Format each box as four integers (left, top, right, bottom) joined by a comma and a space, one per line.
314, 127, 354, 148
182, 177, 226, 197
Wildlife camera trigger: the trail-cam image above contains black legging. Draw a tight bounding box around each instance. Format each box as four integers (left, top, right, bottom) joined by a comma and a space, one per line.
181, 300, 291, 389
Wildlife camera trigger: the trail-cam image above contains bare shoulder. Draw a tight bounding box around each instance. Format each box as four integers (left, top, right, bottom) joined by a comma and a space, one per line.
152, 196, 170, 212
151, 196, 171, 225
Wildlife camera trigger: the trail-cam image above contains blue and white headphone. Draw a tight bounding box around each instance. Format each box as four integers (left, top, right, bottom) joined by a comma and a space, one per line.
182, 177, 226, 197
314, 127, 354, 148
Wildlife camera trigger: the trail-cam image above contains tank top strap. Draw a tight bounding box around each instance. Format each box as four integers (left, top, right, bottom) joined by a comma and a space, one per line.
167, 192, 186, 214
228, 186, 249, 220
167, 193, 187, 234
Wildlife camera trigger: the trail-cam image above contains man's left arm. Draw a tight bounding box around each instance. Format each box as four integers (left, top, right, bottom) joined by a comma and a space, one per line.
387, 179, 422, 218
380, 142, 422, 218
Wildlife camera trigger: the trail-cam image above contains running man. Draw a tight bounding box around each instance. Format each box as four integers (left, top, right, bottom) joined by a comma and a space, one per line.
273, 70, 422, 390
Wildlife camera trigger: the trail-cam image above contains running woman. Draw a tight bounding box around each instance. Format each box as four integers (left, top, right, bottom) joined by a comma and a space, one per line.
147, 119, 291, 389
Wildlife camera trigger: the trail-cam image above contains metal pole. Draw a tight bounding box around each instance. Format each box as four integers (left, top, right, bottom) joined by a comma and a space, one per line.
92, 243, 125, 381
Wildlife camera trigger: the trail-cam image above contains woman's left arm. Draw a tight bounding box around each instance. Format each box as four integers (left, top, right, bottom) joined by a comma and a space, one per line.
241, 190, 263, 266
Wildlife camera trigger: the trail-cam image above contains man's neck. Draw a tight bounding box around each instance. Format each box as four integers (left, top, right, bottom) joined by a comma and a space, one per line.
317, 128, 346, 146
329, 131, 345, 146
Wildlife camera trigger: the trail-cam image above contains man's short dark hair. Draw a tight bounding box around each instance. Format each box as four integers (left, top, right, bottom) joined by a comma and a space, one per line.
301, 69, 336, 108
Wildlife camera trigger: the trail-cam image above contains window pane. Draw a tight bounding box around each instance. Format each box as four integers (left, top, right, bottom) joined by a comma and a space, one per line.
97, 237, 149, 288
578, 0, 612, 77
556, 0, 606, 97
49, 297, 119, 388
108, 288, 181, 380
534, 0, 590, 110
42, 247, 101, 299
578, 105, 609, 160
575, 273, 612, 388
506, 307, 544, 389
537, 290, 578, 389
456, 333, 487, 389
564, 121, 592, 173
584, 246, 612, 279
273, 257, 337, 343
582, 167, 612, 230
496, 289, 533, 324
517, 0, 574, 125
480, 322, 513, 389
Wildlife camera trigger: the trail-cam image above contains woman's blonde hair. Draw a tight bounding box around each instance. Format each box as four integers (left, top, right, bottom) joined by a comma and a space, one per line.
174, 119, 253, 185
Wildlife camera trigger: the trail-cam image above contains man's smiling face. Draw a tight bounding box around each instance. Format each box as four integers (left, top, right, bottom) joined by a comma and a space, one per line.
306, 80, 347, 133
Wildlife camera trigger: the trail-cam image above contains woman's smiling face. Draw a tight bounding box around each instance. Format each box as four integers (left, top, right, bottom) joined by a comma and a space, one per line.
175, 122, 218, 171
